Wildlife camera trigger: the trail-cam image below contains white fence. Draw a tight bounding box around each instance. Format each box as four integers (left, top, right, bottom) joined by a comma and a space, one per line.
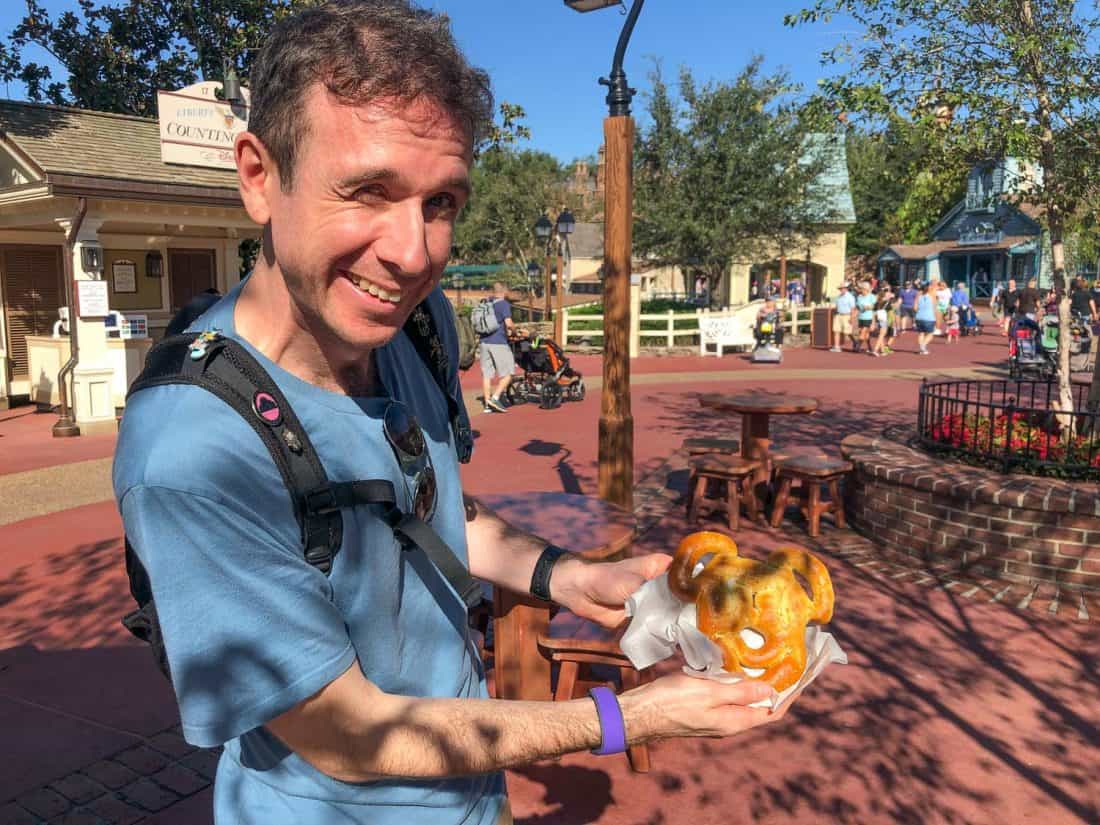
561, 302, 823, 348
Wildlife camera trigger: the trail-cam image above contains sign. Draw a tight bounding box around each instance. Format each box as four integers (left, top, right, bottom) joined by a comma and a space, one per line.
77, 280, 110, 318
112, 260, 137, 293
157, 81, 250, 170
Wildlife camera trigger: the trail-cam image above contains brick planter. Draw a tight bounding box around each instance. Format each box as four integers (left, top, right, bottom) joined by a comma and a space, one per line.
841, 429, 1100, 592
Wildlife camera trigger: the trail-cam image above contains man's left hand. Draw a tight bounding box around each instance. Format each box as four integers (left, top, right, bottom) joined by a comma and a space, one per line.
551, 553, 673, 629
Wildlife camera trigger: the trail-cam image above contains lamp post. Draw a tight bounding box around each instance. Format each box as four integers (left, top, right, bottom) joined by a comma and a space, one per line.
533, 214, 554, 322
554, 208, 575, 343
565, 0, 645, 510
453, 271, 464, 309
526, 260, 541, 321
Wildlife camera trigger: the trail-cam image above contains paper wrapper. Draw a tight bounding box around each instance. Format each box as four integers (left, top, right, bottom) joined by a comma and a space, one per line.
620, 573, 847, 710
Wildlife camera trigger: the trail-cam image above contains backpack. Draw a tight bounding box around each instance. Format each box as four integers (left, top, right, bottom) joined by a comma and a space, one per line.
120, 296, 482, 683
470, 298, 500, 336
454, 307, 478, 371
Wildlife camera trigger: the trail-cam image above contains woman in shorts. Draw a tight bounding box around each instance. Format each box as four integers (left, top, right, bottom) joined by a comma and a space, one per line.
855, 281, 877, 352
915, 282, 938, 355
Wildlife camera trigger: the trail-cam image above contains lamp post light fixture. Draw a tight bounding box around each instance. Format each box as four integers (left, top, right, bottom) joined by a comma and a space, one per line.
223, 63, 246, 106
526, 260, 541, 321
80, 243, 104, 276
533, 213, 554, 321
564, 0, 646, 510
554, 208, 575, 343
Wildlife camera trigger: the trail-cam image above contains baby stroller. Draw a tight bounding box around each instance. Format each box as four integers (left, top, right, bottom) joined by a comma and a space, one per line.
506, 336, 585, 409
1042, 313, 1094, 372
959, 305, 983, 336
1008, 316, 1053, 379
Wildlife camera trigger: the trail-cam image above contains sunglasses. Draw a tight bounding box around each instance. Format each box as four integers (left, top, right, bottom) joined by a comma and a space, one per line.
383, 401, 437, 523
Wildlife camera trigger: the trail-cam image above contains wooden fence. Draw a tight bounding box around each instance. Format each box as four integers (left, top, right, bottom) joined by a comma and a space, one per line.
560, 303, 823, 348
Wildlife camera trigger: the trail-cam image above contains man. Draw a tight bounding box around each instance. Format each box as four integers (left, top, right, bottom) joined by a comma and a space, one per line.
950, 281, 970, 309
898, 280, 918, 332
1018, 277, 1042, 318
831, 282, 856, 352
113, 4, 790, 825
1001, 278, 1019, 334
478, 281, 517, 413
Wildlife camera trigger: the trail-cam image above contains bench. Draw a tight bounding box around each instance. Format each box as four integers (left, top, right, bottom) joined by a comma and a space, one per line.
699, 312, 756, 356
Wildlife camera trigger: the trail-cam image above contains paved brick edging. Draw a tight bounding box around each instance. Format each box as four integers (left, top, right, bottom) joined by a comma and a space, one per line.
1, 726, 218, 825
841, 430, 1100, 592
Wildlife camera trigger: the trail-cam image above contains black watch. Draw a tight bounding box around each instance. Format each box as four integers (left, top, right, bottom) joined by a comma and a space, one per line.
529, 544, 570, 602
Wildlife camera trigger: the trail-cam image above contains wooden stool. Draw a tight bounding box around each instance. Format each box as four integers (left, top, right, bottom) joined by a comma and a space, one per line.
686, 454, 761, 530
682, 436, 741, 456
538, 624, 653, 773
769, 455, 853, 537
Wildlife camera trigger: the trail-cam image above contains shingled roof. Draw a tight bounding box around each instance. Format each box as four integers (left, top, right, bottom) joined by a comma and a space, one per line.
0, 99, 239, 190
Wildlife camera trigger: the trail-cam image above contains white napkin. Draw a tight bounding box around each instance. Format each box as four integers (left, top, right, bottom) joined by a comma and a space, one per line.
621, 572, 847, 710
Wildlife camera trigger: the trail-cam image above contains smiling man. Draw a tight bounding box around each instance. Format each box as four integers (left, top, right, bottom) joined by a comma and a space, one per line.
114, 3, 795, 824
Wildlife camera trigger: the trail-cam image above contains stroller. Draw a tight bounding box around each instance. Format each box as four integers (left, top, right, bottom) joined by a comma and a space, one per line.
1042, 313, 1094, 373
959, 305, 983, 336
506, 335, 586, 409
1008, 315, 1053, 379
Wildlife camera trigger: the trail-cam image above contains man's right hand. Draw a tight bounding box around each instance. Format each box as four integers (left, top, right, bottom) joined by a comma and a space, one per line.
619, 672, 794, 743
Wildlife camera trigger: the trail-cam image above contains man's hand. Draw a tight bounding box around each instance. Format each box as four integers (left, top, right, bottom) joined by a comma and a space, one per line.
551, 553, 672, 628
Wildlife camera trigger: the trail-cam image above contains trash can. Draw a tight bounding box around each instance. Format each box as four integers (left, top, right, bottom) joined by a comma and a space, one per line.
812, 306, 834, 349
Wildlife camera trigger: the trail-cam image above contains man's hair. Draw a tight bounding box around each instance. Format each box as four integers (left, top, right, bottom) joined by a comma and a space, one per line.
248, 0, 493, 188
492, 281, 507, 295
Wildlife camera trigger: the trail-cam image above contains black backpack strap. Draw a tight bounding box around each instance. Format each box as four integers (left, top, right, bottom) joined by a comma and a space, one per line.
403, 300, 474, 464
130, 333, 343, 574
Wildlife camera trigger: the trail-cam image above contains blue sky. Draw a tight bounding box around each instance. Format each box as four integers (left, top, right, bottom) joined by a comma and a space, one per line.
0, 1, 854, 163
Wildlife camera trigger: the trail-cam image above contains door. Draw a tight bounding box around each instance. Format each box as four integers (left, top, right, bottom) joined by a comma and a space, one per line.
169, 249, 216, 312
2, 245, 64, 378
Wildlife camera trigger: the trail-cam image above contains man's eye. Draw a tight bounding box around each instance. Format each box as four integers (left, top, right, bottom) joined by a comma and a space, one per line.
427, 193, 458, 211
356, 185, 386, 201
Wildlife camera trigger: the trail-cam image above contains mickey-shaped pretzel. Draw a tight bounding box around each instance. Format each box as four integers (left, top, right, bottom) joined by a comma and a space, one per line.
668, 531, 834, 691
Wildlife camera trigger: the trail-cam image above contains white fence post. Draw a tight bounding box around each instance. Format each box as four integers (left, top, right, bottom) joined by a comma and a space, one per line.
667, 310, 675, 348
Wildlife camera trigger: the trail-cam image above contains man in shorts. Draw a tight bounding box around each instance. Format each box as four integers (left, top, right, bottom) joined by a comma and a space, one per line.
831, 282, 856, 352
478, 281, 517, 413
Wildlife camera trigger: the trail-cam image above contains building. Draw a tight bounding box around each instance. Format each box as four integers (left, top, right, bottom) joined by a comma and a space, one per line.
876, 158, 1046, 298
0, 97, 260, 425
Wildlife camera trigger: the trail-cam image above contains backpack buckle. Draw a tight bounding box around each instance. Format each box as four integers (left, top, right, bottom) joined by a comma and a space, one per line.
304, 485, 338, 515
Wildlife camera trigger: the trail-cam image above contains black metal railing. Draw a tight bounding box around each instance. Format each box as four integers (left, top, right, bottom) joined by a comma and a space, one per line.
917, 379, 1100, 480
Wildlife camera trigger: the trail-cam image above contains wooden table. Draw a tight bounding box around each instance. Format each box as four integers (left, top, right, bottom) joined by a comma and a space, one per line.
476, 492, 635, 702
698, 391, 819, 495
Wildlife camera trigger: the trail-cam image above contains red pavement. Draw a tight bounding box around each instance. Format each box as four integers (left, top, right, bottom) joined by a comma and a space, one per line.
2, 333, 1098, 824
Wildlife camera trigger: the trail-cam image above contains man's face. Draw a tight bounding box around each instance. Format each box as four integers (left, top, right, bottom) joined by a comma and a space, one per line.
262, 89, 471, 353
1009, 280, 1016, 289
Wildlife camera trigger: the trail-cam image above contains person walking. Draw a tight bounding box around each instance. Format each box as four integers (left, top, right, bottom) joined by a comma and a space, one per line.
1001, 278, 1019, 334
112, 5, 796, 824
898, 280, 918, 333
870, 288, 892, 357
915, 281, 938, 355
476, 282, 517, 413
855, 280, 877, 353
831, 282, 856, 352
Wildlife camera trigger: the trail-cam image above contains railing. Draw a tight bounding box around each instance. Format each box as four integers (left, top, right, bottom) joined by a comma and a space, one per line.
917, 379, 1100, 480
561, 302, 822, 348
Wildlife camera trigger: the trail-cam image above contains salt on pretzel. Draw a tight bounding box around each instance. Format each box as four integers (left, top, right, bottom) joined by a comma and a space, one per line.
667, 531, 834, 691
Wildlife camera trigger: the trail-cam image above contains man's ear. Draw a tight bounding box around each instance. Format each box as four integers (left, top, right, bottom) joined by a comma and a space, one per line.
236, 131, 277, 226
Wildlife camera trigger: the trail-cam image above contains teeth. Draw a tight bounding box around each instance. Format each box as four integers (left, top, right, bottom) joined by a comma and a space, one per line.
353, 276, 401, 304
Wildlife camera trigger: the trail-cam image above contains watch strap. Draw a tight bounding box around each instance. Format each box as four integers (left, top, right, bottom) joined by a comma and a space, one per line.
588, 686, 628, 756
529, 543, 569, 602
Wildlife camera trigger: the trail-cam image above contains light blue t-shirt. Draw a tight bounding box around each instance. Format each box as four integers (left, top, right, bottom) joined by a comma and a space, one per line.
856, 293, 876, 321
916, 293, 936, 322
834, 292, 856, 315
113, 281, 504, 825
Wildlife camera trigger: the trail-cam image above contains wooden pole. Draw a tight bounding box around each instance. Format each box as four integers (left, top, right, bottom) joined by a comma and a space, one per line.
599, 115, 634, 510
555, 247, 565, 343
544, 252, 552, 321
779, 251, 788, 300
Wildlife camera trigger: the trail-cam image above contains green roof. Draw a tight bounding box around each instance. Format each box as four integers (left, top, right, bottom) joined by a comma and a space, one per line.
803, 132, 857, 224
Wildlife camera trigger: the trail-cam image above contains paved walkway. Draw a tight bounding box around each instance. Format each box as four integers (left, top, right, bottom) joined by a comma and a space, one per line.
2, 333, 1098, 824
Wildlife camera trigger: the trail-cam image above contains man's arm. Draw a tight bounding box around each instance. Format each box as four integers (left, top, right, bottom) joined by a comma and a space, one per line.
265, 659, 780, 782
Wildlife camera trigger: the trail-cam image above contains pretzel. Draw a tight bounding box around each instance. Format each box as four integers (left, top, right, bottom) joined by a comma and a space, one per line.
668, 532, 834, 691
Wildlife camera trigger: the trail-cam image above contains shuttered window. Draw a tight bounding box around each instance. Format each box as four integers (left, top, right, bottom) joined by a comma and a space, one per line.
2, 246, 64, 378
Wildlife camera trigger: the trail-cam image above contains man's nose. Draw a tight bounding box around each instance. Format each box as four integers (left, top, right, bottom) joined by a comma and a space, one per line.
373, 200, 431, 276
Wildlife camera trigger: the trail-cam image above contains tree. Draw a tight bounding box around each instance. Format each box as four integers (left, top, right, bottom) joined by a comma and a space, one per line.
3, 0, 313, 117
633, 59, 840, 304
787, 0, 1100, 419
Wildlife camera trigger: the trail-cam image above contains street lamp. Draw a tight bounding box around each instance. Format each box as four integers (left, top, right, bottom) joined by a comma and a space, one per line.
565, 0, 646, 509
533, 213, 554, 321
453, 271, 465, 309
526, 260, 541, 321
554, 208, 575, 343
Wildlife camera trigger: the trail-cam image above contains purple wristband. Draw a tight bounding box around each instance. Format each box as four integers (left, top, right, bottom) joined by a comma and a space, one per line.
588, 686, 627, 756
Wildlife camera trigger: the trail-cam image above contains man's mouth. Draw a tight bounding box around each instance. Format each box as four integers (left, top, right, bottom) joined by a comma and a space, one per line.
342, 271, 403, 305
